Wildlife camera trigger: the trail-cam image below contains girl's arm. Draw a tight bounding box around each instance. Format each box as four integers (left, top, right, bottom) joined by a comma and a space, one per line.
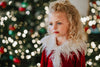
75, 51, 86, 67
40, 49, 47, 67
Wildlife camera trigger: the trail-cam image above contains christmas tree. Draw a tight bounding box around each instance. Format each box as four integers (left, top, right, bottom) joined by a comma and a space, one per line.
0, 0, 49, 67
82, 0, 100, 67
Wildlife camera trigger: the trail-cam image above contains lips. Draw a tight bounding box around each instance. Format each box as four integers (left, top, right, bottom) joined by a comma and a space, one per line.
54, 31, 59, 33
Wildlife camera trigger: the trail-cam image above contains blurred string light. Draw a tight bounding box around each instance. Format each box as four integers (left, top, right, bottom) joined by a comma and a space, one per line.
32, 39, 36, 44
6, 11, 12, 18
8, 1, 12, 5
37, 40, 41, 45
5, 40, 9, 44
91, 41, 96, 48
34, 32, 39, 36
86, 59, 93, 66
21, 55, 25, 59
22, 33, 26, 38
31, 51, 36, 56
4, 16, 8, 20
26, 11, 30, 15
17, 32, 21, 36
18, 49, 21, 53
98, 44, 100, 49
44, 17, 48, 23
12, 64, 16, 67
45, 6, 49, 14
2, 39, 6, 44
18, 40, 22, 44
14, 24, 18, 28
37, 15, 43, 20
34, 44, 38, 48
37, 63, 40, 67
87, 48, 93, 54
37, 48, 40, 53
4, 48, 7, 52
31, 34, 36, 38
24, 29, 28, 34
7, 46, 11, 50
94, 47, 98, 52
15, 50, 18, 54
86, 29, 91, 34
11, 17, 17, 21
95, 55, 100, 61
12, 41, 18, 47
40, 22, 45, 27
9, 51, 13, 55
19, 45, 23, 49
26, 55, 31, 59
96, 1, 100, 5
25, 49, 29, 53
8, 37, 14, 43
91, 8, 96, 13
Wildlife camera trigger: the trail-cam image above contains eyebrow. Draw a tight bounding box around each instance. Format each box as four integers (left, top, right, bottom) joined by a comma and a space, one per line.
49, 20, 62, 23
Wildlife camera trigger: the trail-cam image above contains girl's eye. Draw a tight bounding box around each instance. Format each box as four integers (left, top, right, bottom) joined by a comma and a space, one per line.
49, 23, 52, 25
57, 22, 62, 25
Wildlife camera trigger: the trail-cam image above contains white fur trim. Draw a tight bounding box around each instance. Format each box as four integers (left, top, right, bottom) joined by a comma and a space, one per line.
41, 34, 87, 67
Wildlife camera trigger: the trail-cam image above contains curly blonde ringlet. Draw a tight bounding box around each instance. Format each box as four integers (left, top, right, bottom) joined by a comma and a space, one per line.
46, 0, 87, 42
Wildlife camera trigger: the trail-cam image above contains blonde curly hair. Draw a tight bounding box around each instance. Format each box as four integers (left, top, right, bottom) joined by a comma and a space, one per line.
46, 0, 87, 42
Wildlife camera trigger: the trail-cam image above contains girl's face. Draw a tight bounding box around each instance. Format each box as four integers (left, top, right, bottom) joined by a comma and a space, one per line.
48, 11, 69, 37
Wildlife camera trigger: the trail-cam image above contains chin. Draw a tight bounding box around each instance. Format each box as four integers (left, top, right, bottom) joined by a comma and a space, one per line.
55, 34, 61, 37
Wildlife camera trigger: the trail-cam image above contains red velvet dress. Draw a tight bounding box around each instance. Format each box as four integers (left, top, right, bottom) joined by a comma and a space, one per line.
40, 49, 85, 67
40, 34, 87, 67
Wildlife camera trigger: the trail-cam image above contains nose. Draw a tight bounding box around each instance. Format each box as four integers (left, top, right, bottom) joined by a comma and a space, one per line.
53, 24, 57, 30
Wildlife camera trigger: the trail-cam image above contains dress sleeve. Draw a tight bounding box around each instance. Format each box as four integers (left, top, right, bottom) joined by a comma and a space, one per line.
40, 49, 47, 67
75, 51, 86, 67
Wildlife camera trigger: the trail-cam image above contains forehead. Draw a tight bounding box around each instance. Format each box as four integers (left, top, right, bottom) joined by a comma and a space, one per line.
48, 11, 68, 22
49, 11, 67, 17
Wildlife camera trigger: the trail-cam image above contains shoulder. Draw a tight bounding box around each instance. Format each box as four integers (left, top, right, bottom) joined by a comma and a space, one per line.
41, 35, 50, 43
60, 39, 87, 58
40, 34, 55, 50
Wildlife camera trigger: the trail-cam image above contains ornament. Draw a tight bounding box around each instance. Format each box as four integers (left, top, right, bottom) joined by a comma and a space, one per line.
13, 58, 20, 64
97, 24, 100, 31
19, 7, 26, 12
8, 30, 15, 35
39, 28, 47, 34
84, 26, 89, 32
97, 15, 100, 19
92, 25, 96, 29
0, 46, 4, 54
90, 27, 100, 34
9, 25, 16, 31
21, 2, 28, 8
8, 30, 13, 35
29, 29, 34, 34
96, 1, 100, 6
0, 1, 7, 8
9, 55, 14, 60
92, 1, 96, 4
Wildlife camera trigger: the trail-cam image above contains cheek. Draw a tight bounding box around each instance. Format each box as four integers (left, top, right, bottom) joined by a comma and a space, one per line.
48, 26, 52, 32
60, 26, 68, 33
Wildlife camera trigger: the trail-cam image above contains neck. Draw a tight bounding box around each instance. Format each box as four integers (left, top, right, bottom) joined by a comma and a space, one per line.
56, 35, 68, 46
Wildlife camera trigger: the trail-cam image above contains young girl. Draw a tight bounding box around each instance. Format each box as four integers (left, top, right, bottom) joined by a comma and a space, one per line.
40, 0, 87, 67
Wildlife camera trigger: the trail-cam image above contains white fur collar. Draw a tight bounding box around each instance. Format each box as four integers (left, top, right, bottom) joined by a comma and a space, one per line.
41, 34, 87, 67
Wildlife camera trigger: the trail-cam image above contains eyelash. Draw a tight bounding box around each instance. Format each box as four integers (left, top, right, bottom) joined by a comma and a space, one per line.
57, 22, 62, 24
49, 22, 62, 25
49, 23, 52, 25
